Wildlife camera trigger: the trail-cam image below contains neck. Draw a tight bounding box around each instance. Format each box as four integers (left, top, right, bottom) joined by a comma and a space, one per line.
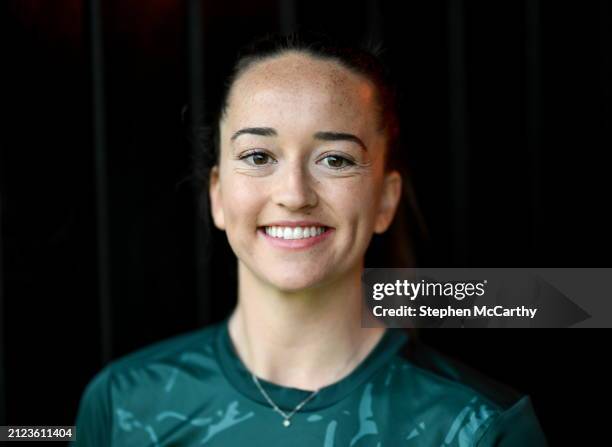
228, 260, 386, 391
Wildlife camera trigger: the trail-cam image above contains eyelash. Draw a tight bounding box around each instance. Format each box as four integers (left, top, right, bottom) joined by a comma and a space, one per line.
238, 150, 356, 170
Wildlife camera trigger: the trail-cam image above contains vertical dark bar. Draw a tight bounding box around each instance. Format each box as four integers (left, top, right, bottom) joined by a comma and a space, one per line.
600, 1, 611, 169
525, 0, 542, 263
599, 1, 611, 255
187, 0, 211, 326
89, 0, 112, 364
365, 0, 383, 44
0, 190, 5, 424
447, 0, 469, 265
279, 0, 297, 35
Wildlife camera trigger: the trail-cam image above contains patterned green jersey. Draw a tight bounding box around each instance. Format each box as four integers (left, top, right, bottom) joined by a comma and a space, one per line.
72, 317, 548, 446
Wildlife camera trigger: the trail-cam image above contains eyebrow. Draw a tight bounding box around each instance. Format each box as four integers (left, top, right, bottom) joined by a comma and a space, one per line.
230, 127, 277, 140
230, 127, 367, 151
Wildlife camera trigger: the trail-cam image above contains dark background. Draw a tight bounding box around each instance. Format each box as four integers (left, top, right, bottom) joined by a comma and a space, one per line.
2, 0, 611, 444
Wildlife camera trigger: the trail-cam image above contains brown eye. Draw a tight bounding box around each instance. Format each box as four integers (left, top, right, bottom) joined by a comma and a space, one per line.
240, 151, 274, 167
321, 154, 354, 170
251, 153, 269, 165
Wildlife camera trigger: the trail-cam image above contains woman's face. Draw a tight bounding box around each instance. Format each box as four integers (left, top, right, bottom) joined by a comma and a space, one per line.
210, 51, 402, 292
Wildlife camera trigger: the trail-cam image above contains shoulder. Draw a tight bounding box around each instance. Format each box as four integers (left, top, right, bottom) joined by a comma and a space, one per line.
385, 336, 548, 446
94, 321, 222, 389
78, 322, 220, 392
399, 336, 523, 410
72, 322, 223, 446
107, 321, 220, 374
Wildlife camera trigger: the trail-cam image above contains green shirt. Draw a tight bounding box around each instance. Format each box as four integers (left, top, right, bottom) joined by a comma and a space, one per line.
72, 317, 548, 446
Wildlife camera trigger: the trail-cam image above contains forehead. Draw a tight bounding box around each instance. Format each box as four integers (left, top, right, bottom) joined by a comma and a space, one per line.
224, 52, 379, 131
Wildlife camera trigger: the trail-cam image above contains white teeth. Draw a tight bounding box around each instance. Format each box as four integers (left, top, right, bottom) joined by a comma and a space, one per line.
264, 226, 328, 240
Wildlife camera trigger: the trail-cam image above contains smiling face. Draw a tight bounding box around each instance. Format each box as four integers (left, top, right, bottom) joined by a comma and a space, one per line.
209, 51, 402, 292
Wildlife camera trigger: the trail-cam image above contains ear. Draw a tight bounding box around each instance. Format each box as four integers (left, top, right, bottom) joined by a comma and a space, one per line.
208, 165, 226, 230
374, 170, 402, 234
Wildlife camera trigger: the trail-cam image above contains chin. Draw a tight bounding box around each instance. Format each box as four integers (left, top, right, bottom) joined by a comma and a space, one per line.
263, 270, 330, 293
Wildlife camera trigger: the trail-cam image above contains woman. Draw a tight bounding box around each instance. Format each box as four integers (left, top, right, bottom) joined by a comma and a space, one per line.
73, 31, 548, 446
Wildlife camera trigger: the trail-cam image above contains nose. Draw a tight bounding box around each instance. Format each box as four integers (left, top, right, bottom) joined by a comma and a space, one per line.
273, 158, 318, 211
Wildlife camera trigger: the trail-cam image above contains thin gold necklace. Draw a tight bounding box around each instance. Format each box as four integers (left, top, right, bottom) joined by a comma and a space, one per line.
249, 333, 373, 427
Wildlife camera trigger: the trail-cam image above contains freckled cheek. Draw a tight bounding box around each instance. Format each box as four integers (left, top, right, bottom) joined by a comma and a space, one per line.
222, 178, 266, 233
328, 181, 379, 234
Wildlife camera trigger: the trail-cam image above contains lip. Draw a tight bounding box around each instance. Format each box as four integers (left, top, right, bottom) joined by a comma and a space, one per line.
258, 226, 335, 250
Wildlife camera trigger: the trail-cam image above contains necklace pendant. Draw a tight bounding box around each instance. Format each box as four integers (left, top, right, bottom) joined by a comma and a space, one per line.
283, 419, 291, 427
